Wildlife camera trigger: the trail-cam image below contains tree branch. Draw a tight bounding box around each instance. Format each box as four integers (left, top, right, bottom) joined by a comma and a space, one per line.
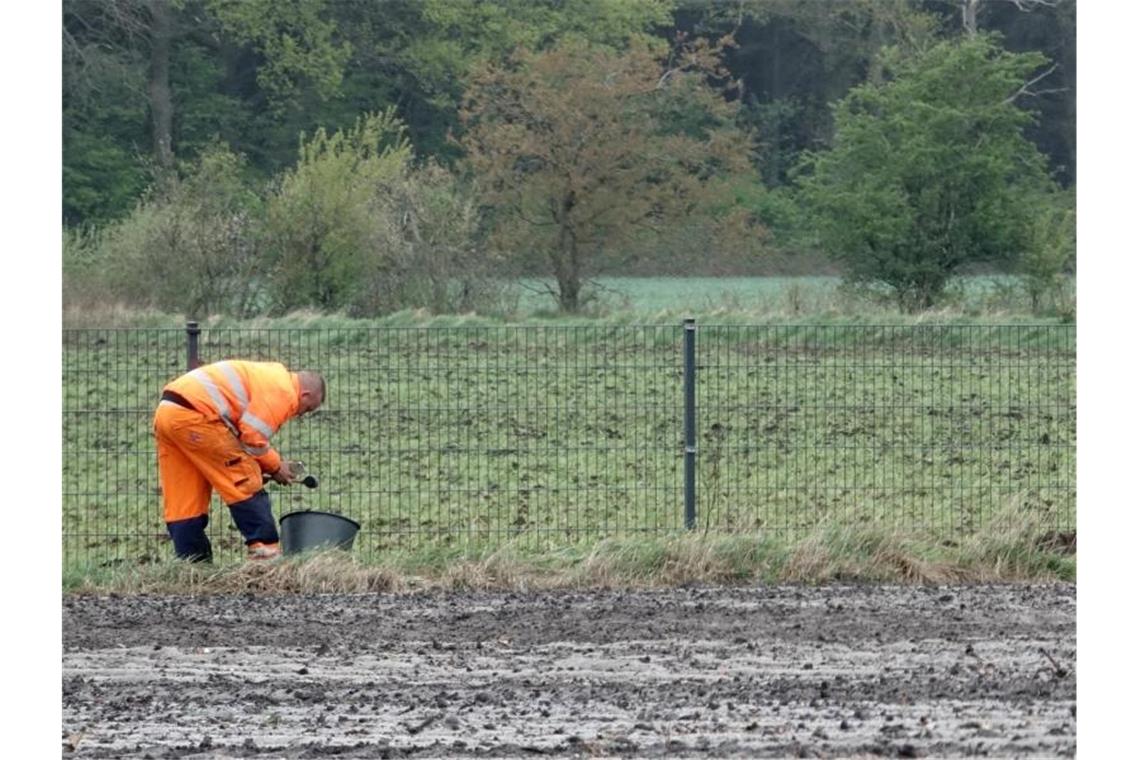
1004, 63, 1058, 104
1006, 0, 1060, 11
507, 204, 555, 228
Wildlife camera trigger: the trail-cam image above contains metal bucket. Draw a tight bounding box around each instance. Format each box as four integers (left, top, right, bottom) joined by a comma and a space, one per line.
279, 510, 361, 555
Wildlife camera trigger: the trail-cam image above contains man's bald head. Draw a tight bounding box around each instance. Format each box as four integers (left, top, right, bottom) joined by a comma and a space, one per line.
296, 371, 326, 415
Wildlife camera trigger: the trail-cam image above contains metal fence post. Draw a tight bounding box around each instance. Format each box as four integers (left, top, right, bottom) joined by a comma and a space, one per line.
186, 321, 200, 371
683, 318, 697, 530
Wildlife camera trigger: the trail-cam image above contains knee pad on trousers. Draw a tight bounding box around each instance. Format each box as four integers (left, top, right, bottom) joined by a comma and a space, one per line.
167, 515, 212, 562
228, 489, 279, 546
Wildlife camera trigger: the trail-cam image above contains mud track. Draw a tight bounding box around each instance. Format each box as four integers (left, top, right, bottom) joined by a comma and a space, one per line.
63, 584, 1075, 758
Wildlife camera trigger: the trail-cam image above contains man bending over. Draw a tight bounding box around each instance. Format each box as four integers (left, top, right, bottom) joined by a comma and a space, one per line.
153, 360, 325, 561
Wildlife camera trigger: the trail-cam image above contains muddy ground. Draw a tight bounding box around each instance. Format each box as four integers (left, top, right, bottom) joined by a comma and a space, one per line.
63, 584, 1075, 758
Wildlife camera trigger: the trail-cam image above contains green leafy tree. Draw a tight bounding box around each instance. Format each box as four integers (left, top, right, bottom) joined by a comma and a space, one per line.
460, 36, 755, 311
63, 0, 153, 224
62, 0, 354, 226
1021, 190, 1074, 315
206, 0, 352, 110
688, 0, 939, 187
796, 33, 1057, 311
263, 110, 412, 314
909, 0, 1076, 185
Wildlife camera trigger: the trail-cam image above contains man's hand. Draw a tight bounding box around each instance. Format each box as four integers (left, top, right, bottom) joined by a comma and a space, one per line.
269, 461, 296, 485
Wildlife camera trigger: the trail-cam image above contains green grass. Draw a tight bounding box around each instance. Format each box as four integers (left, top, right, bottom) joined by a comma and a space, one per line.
63, 274, 1074, 328
60, 277, 1075, 575
62, 312, 1075, 574
507, 276, 850, 316
502, 274, 1071, 320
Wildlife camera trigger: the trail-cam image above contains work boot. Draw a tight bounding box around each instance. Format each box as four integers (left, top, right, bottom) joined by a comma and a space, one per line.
247, 541, 282, 561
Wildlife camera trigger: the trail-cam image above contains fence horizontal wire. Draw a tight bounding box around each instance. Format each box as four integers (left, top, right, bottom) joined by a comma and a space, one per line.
62, 323, 1075, 568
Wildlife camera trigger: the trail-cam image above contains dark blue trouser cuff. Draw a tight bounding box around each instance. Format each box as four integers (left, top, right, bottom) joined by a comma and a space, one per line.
167, 515, 212, 562
228, 489, 279, 546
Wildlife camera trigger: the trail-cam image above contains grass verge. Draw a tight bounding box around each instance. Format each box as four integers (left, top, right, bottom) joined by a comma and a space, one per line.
64, 517, 1074, 595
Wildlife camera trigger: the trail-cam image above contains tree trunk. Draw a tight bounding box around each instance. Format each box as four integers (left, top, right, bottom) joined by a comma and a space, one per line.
551, 191, 581, 312
960, 0, 980, 37
551, 240, 581, 313
557, 271, 580, 312
147, 0, 174, 170
867, 13, 885, 85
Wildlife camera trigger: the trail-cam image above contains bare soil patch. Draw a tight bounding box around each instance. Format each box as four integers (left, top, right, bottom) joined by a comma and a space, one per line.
63, 584, 1075, 758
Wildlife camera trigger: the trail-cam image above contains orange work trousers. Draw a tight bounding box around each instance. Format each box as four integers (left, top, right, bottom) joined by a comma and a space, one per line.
154, 402, 264, 522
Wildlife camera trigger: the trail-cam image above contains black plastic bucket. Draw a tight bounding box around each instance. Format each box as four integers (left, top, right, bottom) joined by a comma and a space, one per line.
279, 510, 361, 555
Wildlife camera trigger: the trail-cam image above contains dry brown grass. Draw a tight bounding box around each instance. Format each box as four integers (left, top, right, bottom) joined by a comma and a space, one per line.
67, 551, 404, 595
779, 497, 1074, 585
202, 552, 405, 594
65, 506, 1073, 595
62, 302, 174, 329
781, 527, 973, 584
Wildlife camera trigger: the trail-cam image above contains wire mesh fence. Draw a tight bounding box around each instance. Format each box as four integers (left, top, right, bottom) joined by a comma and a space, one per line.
62, 322, 1075, 568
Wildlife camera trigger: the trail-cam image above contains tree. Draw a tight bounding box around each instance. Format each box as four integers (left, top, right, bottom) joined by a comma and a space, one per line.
682, 0, 939, 187
315, 0, 675, 166
205, 0, 352, 110
796, 33, 1057, 311
93, 143, 266, 317
932, 0, 1062, 38
460, 36, 754, 311
63, 0, 354, 225
64, 0, 154, 223
62, 0, 176, 171
919, 0, 1075, 185
370, 161, 490, 314
263, 110, 412, 314
1021, 190, 1074, 315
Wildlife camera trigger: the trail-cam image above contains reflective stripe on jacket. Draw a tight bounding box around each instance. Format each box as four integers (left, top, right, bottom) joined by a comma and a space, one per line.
163, 360, 300, 474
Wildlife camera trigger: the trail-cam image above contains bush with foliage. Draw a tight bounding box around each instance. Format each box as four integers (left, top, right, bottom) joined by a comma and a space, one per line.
370, 159, 499, 314
86, 143, 266, 318
1021, 191, 1075, 316
263, 109, 492, 316
263, 109, 412, 315
796, 34, 1058, 312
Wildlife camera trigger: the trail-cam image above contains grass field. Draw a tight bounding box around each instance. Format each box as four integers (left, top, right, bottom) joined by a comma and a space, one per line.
64, 275, 1072, 328
62, 307, 1075, 571
507, 276, 850, 315
503, 275, 1068, 318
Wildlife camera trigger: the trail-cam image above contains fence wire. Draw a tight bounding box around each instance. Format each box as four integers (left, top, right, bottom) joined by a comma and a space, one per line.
62, 323, 1074, 567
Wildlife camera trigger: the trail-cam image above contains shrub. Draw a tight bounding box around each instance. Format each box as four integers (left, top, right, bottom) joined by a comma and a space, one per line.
91, 143, 266, 318
63, 225, 105, 310
796, 34, 1057, 312
263, 111, 494, 316
1021, 192, 1076, 316
262, 109, 412, 315
369, 160, 501, 314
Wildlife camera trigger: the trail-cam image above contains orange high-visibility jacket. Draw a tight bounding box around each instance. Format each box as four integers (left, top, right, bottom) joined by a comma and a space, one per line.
163, 360, 301, 475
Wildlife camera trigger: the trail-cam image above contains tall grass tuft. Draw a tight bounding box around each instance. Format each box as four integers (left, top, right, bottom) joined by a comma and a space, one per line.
65, 515, 1072, 595
65, 551, 403, 595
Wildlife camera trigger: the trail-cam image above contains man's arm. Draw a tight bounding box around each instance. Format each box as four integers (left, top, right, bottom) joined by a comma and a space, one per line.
267, 459, 296, 485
